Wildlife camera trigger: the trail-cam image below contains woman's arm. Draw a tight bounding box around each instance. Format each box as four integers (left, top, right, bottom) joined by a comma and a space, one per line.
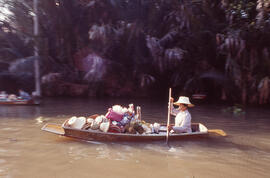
170, 103, 179, 116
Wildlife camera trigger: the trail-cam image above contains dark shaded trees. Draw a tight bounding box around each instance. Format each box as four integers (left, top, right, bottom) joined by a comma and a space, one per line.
0, 0, 269, 104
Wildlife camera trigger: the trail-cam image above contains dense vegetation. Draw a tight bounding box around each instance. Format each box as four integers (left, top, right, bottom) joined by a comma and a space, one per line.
0, 0, 269, 104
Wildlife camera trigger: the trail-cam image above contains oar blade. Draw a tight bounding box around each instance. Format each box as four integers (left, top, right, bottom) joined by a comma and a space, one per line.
208, 129, 227, 137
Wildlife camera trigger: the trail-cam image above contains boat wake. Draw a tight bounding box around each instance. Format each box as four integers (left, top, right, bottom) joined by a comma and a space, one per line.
86, 140, 104, 145
168, 147, 177, 152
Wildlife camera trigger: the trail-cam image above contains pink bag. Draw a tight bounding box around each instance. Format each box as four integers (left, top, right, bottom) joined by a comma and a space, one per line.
105, 108, 124, 122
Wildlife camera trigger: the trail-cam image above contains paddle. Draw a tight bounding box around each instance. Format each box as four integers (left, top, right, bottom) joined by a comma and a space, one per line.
166, 88, 172, 146
208, 129, 227, 136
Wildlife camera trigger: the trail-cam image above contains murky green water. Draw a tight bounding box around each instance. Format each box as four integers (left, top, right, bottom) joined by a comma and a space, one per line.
0, 98, 269, 178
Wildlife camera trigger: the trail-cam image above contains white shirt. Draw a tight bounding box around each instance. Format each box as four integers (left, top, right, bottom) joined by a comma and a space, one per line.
170, 104, 192, 133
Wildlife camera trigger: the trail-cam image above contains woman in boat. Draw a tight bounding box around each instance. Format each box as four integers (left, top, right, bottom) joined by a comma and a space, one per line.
168, 96, 194, 133
18, 89, 31, 100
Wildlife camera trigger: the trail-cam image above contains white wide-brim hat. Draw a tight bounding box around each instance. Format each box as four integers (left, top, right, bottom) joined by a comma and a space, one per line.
174, 96, 194, 107
99, 122, 110, 133
68, 116, 86, 129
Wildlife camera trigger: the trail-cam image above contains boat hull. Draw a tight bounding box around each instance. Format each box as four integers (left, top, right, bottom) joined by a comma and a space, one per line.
42, 121, 209, 142
0, 99, 40, 105
63, 127, 209, 142
42, 121, 227, 142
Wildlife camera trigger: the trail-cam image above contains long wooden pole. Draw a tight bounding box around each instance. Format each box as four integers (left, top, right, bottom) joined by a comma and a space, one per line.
166, 88, 172, 146
33, 0, 41, 97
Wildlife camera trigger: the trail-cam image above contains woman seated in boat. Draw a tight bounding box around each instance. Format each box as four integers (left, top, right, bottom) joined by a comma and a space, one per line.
0, 91, 8, 100
168, 96, 194, 133
18, 89, 31, 100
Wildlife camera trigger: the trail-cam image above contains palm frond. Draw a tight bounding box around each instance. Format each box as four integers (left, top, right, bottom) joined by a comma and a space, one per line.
139, 74, 155, 88
82, 54, 108, 82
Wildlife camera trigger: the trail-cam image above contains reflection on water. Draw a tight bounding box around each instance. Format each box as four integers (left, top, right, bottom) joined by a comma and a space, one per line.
0, 98, 270, 178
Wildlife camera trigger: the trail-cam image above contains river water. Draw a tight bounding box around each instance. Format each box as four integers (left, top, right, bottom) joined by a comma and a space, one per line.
0, 98, 269, 178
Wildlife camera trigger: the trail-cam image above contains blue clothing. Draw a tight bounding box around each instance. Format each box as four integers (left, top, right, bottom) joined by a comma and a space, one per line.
19, 91, 31, 100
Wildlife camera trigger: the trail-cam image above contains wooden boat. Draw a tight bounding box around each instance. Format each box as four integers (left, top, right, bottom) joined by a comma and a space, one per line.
42, 120, 226, 142
0, 99, 40, 105
192, 94, 207, 100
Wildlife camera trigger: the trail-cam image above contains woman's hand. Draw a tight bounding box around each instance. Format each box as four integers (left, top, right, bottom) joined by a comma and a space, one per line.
169, 97, 174, 107
167, 125, 173, 132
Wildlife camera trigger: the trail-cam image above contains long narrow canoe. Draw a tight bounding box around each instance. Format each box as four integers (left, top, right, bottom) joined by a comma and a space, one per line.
42, 121, 225, 142
0, 99, 40, 105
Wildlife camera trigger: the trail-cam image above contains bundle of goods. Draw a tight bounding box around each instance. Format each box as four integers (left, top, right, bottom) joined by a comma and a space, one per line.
66, 115, 110, 133
65, 103, 161, 134
106, 104, 137, 122
0, 91, 8, 101
105, 104, 160, 134
7, 94, 17, 101
123, 121, 161, 135
66, 116, 86, 130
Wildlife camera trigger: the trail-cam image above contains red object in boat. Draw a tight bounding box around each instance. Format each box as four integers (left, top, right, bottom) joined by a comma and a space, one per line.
108, 125, 124, 133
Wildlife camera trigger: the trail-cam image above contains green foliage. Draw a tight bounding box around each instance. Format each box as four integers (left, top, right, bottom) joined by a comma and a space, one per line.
222, 104, 245, 116
0, 0, 269, 103
217, 0, 270, 104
